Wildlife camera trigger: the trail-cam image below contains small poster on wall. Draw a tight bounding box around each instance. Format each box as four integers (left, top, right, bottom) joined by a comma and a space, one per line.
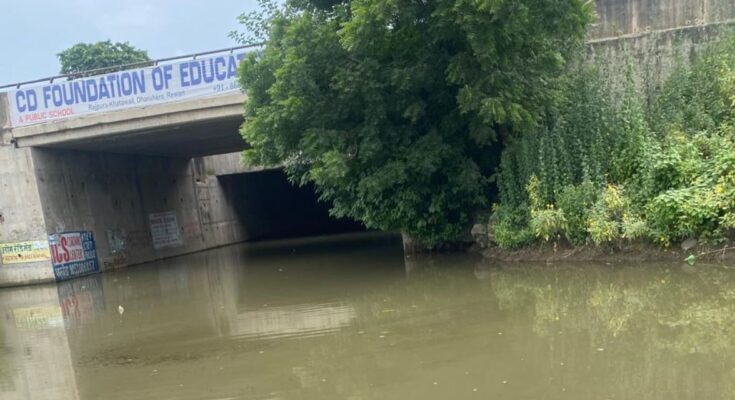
149, 211, 183, 250
0, 240, 51, 265
49, 231, 100, 281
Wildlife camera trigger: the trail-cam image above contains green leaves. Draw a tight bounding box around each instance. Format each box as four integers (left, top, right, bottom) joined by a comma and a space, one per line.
57, 41, 149, 75
493, 34, 735, 249
236, 0, 593, 246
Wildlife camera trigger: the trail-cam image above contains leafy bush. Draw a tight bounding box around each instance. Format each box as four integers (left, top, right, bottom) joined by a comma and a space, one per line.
526, 174, 565, 242
495, 65, 619, 212
649, 37, 735, 136
557, 180, 597, 245
644, 129, 735, 244
491, 34, 735, 249
587, 185, 645, 245
492, 204, 536, 249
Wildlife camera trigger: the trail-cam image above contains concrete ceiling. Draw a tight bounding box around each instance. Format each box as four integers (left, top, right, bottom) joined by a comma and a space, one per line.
39, 117, 247, 158
9, 93, 249, 159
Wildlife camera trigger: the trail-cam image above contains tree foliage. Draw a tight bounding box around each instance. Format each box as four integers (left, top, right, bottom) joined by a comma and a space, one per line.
235, 0, 594, 245
57, 40, 150, 75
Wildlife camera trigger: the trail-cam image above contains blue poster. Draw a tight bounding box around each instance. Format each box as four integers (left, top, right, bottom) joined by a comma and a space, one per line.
49, 231, 100, 281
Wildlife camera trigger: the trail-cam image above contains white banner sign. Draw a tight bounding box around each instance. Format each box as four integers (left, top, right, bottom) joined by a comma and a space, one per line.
149, 211, 183, 250
6, 52, 247, 128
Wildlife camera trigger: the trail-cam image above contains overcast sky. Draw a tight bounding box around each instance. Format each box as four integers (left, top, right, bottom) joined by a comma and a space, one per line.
0, 0, 261, 86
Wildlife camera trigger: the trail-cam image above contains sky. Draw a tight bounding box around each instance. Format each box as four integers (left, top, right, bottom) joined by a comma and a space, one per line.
0, 0, 261, 86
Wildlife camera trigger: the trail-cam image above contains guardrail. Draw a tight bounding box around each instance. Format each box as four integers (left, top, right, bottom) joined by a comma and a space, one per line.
0, 44, 263, 90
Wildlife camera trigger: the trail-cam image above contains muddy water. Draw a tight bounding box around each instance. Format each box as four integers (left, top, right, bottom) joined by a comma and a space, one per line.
1, 232, 735, 400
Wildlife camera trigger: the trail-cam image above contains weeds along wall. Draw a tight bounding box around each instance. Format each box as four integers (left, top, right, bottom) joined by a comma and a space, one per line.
589, 0, 735, 98
490, 1, 735, 249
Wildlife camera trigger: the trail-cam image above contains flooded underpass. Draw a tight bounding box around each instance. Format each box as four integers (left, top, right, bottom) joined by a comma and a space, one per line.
1, 232, 735, 399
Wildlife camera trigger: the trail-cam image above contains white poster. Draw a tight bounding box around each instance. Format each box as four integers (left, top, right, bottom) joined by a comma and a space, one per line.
5, 51, 247, 128
149, 211, 183, 250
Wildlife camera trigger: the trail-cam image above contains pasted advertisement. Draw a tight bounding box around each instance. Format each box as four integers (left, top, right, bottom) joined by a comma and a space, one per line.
0, 240, 51, 265
49, 231, 100, 281
149, 211, 183, 249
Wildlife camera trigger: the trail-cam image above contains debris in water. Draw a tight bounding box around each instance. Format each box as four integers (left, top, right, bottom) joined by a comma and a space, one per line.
118, 305, 125, 315
473, 388, 478, 392
597, 348, 605, 352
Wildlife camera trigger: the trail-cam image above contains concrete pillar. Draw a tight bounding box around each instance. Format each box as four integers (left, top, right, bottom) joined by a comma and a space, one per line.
0, 93, 55, 285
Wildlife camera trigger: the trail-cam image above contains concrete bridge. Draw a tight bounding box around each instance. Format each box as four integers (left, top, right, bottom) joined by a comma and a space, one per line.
1, 0, 734, 287
0, 49, 360, 287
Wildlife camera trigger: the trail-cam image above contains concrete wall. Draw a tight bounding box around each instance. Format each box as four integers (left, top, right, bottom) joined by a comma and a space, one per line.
0, 146, 251, 287
588, 0, 735, 95
0, 145, 54, 285
0, 145, 361, 287
591, 0, 735, 40
0, 92, 54, 284
29, 148, 249, 278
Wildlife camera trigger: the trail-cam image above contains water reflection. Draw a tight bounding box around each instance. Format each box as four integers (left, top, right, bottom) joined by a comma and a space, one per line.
0, 232, 734, 399
487, 262, 735, 399
0, 285, 80, 400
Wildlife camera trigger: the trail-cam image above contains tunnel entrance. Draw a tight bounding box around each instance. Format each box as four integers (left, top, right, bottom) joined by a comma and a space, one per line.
216, 169, 364, 241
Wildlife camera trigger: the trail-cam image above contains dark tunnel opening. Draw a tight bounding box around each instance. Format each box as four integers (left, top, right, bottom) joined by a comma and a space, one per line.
217, 169, 365, 241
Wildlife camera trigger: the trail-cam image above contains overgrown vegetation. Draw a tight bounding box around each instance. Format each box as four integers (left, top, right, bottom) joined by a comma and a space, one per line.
234, 0, 594, 246
236, 1, 735, 250
492, 35, 735, 249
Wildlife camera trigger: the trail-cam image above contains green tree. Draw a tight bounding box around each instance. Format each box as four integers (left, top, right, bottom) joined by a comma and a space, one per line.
236, 0, 594, 246
57, 40, 150, 75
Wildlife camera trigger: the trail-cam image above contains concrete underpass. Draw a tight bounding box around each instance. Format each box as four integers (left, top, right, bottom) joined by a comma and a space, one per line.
0, 88, 362, 287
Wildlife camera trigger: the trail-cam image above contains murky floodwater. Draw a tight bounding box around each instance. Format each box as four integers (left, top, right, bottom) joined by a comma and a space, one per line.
2, 232, 735, 399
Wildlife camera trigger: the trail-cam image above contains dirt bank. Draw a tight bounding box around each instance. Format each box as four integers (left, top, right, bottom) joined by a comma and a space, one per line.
477, 241, 735, 264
